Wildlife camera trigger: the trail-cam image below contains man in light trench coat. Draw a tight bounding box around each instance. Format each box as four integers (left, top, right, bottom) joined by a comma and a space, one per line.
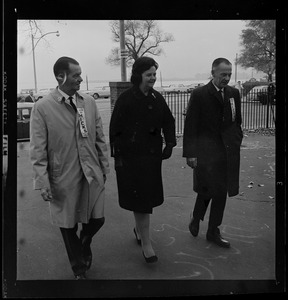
30, 56, 110, 279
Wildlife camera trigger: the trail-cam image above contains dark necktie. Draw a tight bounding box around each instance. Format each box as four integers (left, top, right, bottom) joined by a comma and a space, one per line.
68, 96, 77, 112
218, 89, 225, 103
220, 89, 224, 99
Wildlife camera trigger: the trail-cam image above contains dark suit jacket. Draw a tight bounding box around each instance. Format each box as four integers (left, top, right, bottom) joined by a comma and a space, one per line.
183, 80, 243, 197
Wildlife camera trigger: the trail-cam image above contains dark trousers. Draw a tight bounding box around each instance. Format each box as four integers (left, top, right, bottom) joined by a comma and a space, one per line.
60, 217, 105, 276
193, 193, 227, 232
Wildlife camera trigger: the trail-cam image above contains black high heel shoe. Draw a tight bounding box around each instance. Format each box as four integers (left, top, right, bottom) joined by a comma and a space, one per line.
133, 228, 141, 245
142, 251, 158, 263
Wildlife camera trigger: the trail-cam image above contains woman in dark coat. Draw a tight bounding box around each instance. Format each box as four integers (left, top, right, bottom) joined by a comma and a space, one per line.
109, 57, 176, 262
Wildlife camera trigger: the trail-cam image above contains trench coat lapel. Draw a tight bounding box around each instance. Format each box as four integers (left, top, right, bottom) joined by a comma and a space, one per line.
207, 81, 223, 105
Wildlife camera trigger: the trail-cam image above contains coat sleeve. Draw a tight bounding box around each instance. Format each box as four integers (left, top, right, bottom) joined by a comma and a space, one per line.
161, 98, 176, 147
182, 89, 201, 158
94, 103, 110, 174
29, 104, 51, 190
235, 89, 242, 126
109, 95, 124, 157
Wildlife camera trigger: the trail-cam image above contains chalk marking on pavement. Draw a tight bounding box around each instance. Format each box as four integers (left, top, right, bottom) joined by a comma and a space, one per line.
221, 225, 262, 244
174, 261, 214, 280
166, 237, 176, 246
177, 251, 227, 267
175, 271, 202, 279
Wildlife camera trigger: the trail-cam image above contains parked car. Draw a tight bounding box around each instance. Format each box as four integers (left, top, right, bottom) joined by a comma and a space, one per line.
245, 85, 268, 102
17, 93, 36, 103
258, 83, 276, 105
186, 83, 205, 93
244, 84, 276, 105
17, 93, 28, 102
34, 88, 55, 101
153, 86, 165, 93
20, 88, 36, 95
163, 84, 188, 94
81, 86, 110, 99
17, 102, 34, 141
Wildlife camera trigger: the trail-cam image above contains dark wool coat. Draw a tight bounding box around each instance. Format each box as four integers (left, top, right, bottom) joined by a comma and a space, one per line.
109, 86, 176, 213
183, 80, 243, 197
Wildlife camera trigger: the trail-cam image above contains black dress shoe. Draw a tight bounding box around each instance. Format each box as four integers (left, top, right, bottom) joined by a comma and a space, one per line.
133, 228, 141, 245
80, 234, 92, 270
75, 273, 86, 280
142, 251, 158, 263
189, 217, 200, 237
206, 228, 230, 248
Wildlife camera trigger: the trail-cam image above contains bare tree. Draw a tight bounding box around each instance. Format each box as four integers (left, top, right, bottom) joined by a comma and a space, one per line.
237, 20, 276, 82
106, 20, 174, 67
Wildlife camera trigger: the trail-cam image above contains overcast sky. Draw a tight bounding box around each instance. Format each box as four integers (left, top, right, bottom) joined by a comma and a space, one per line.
17, 20, 256, 91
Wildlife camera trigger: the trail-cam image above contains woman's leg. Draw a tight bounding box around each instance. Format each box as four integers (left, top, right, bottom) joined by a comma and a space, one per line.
133, 212, 156, 258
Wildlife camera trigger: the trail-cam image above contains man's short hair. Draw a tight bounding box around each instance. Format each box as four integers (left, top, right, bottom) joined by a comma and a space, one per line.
212, 58, 232, 70
53, 56, 79, 77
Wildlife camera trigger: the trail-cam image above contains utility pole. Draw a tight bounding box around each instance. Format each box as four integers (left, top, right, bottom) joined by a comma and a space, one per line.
86, 75, 89, 90
31, 30, 60, 93
119, 20, 127, 82
31, 34, 37, 93
235, 53, 238, 83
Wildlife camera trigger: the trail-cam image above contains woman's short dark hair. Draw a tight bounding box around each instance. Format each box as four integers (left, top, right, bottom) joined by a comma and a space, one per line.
53, 56, 79, 77
131, 56, 159, 85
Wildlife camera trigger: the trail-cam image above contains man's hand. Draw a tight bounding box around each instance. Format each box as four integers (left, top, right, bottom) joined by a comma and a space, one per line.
40, 187, 53, 202
186, 157, 197, 169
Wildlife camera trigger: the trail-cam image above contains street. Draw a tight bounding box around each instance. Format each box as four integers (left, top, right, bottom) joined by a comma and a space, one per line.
16, 130, 276, 282
12, 97, 283, 295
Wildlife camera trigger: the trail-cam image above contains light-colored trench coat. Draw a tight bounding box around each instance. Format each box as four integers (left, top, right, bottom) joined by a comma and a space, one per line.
30, 89, 110, 228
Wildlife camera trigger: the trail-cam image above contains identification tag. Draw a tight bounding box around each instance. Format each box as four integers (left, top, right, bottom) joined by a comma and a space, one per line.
229, 98, 236, 122
77, 108, 88, 137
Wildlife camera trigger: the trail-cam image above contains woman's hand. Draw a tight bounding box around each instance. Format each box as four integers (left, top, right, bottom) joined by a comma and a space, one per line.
186, 157, 197, 168
162, 145, 173, 160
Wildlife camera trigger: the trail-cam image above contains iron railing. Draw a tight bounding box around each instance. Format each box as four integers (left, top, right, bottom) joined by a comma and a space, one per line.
161, 90, 276, 135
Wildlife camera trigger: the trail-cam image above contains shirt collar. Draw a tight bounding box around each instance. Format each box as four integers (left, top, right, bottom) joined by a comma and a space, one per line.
212, 81, 222, 92
57, 87, 75, 101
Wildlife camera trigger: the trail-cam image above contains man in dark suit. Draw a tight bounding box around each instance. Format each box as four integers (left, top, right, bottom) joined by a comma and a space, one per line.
183, 57, 243, 248
25, 90, 35, 102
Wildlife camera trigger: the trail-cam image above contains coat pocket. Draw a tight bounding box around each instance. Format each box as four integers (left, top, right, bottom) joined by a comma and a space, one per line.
49, 151, 61, 178
222, 123, 243, 149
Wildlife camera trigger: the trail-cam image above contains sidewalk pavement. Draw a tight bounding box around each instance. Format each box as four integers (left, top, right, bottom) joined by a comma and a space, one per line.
15, 131, 277, 287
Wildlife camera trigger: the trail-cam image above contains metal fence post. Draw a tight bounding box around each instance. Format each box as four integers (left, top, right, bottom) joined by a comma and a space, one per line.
266, 89, 270, 128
